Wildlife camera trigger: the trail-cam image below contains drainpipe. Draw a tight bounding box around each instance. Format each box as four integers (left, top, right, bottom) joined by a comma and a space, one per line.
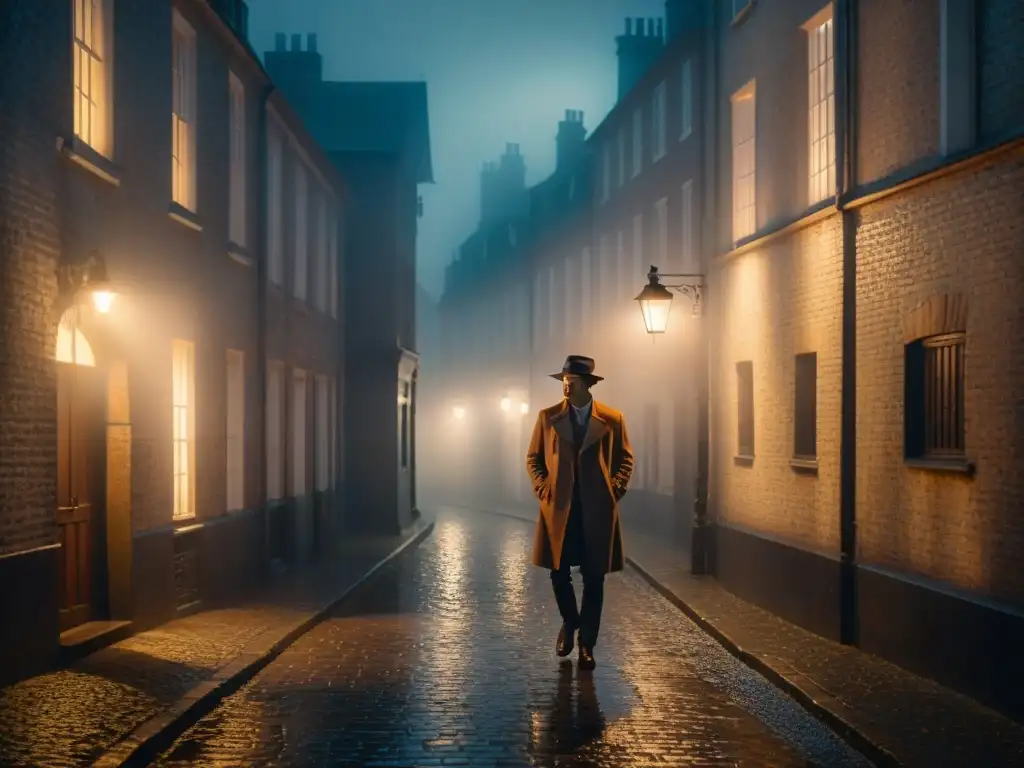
837, 0, 859, 646
256, 84, 274, 578
691, 0, 719, 576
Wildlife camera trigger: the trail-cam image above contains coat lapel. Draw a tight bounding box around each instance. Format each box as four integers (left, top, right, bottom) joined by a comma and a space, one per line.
579, 401, 610, 455
551, 402, 575, 447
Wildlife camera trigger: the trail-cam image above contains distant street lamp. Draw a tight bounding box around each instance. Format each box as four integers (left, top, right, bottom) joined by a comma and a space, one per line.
453, 405, 466, 420
633, 265, 710, 576
519, 401, 529, 415
499, 396, 511, 413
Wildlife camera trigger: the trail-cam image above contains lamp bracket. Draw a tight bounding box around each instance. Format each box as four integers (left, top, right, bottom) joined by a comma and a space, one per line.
648, 266, 706, 315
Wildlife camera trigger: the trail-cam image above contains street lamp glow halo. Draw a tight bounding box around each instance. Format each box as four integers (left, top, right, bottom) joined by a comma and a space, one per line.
452, 405, 466, 420
91, 289, 116, 314
500, 396, 511, 412
519, 401, 529, 415
635, 268, 675, 335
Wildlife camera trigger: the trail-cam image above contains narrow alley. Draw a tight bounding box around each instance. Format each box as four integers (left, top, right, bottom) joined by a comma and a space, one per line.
152, 509, 869, 767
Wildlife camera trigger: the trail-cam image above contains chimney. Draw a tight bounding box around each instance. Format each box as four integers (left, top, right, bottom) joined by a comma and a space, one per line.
615, 16, 666, 99
664, 0, 700, 43
265, 30, 324, 88
556, 108, 586, 170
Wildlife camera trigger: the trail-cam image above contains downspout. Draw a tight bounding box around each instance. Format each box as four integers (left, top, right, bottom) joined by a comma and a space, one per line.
256, 85, 274, 578
837, 0, 859, 646
692, 0, 719, 576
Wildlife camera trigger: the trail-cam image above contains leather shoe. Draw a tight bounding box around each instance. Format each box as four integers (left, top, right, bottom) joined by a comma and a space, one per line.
556, 622, 576, 657
578, 645, 596, 670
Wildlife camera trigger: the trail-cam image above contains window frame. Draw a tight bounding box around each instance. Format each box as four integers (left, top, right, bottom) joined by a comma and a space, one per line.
731, 80, 757, 243
736, 360, 755, 459
681, 179, 695, 270
805, 6, 836, 205
293, 163, 309, 300
314, 374, 330, 490
652, 82, 667, 162
794, 352, 818, 461
225, 349, 245, 511
266, 361, 285, 501
904, 332, 966, 462
631, 107, 643, 178
267, 124, 284, 285
171, 9, 197, 212
228, 71, 246, 246
291, 368, 307, 497
680, 58, 693, 141
172, 339, 196, 521
73, 0, 114, 158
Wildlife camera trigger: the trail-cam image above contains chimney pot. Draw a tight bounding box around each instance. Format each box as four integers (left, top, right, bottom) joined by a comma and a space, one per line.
636, 17, 644, 35
307, 33, 317, 52
290, 33, 301, 51
274, 32, 286, 51
625, 18, 632, 34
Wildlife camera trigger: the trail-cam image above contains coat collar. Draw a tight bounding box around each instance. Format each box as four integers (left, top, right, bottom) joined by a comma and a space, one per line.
552, 399, 610, 454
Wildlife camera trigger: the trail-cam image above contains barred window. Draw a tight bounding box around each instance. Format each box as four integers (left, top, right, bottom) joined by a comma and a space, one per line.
905, 332, 965, 458
736, 361, 754, 457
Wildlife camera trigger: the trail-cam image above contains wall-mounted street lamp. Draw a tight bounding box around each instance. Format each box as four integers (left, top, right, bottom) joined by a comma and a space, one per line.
633, 264, 711, 576
57, 250, 118, 317
634, 265, 704, 334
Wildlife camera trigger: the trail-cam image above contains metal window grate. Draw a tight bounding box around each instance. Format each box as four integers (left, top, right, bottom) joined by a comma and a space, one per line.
905, 333, 965, 458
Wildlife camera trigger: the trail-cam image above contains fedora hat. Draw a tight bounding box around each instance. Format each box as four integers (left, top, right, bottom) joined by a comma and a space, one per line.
549, 355, 604, 383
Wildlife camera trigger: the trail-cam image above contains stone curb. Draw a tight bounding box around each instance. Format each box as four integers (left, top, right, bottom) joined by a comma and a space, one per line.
472, 505, 899, 768
92, 520, 435, 768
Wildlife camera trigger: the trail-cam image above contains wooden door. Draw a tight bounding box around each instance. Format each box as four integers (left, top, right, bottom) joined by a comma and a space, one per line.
57, 362, 106, 632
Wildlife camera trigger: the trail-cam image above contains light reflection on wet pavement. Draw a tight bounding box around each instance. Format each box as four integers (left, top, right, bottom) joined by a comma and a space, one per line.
154, 509, 873, 767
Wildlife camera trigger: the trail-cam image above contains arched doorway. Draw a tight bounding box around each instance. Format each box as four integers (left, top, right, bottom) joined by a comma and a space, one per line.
54, 310, 108, 632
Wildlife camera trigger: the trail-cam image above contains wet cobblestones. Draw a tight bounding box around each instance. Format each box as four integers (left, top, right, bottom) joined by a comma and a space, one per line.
155, 509, 871, 767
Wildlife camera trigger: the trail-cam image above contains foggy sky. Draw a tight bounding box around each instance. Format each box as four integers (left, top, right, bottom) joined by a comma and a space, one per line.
246, 0, 664, 299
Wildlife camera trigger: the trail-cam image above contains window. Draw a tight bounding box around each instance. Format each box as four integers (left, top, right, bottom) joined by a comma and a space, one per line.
314, 193, 329, 312
580, 246, 592, 323
293, 163, 308, 300
655, 198, 668, 270
680, 59, 693, 141
547, 265, 556, 339
171, 10, 197, 211
267, 126, 284, 285
905, 333, 965, 459
632, 215, 644, 292
806, 8, 835, 204
226, 349, 245, 511
228, 72, 246, 245
266, 361, 284, 500
617, 128, 626, 186
328, 205, 339, 318
315, 374, 330, 490
731, 81, 757, 242
794, 353, 817, 459
652, 82, 667, 161
631, 107, 643, 177
172, 339, 196, 520
73, 0, 112, 157
681, 180, 695, 270
291, 369, 307, 496
736, 361, 754, 457
399, 380, 410, 470
601, 143, 611, 202
563, 254, 574, 339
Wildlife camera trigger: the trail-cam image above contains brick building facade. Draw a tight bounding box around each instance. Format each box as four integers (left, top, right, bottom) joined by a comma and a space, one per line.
0, 0, 344, 685
440, 0, 1024, 719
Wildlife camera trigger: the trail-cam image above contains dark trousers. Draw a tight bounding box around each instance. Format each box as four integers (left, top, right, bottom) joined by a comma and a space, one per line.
551, 558, 605, 649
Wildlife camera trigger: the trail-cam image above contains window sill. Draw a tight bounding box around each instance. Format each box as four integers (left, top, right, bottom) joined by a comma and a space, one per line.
731, 0, 755, 27
173, 520, 202, 535
733, 454, 755, 467
227, 242, 253, 267
653, 150, 667, 164
679, 128, 693, 143
169, 203, 203, 232
790, 456, 819, 474
59, 136, 121, 187
905, 457, 975, 476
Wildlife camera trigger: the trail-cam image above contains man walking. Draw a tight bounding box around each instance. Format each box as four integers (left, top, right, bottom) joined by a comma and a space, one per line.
526, 355, 634, 670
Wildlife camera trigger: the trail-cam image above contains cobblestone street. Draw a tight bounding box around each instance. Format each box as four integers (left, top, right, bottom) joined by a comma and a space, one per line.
154, 509, 870, 767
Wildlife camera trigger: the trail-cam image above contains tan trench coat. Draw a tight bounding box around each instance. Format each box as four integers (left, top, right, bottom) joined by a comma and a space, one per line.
525, 399, 634, 574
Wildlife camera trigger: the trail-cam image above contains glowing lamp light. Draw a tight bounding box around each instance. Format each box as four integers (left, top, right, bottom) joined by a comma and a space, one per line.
519, 401, 529, 415
500, 397, 511, 412
91, 290, 116, 314
452, 405, 466, 420
635, 270, 674, 335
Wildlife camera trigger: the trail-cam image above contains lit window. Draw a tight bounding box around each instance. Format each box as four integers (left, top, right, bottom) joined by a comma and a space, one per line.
226, 349, 245, 511
652, 82, 667, 161
267, 125, 284, 285
806, 9, 835, 204
171, 10, 197, 211
228, 72, 246, 245
73, 0, 112, 157
266, 361, 284, 500
293, 164, 308, 300
631, 107, 643, 178
172, 339, 196, 520
315, 374, 330, 490
291, 369, 307, 496
680, 59, 693, 141
731, 80, 757, 242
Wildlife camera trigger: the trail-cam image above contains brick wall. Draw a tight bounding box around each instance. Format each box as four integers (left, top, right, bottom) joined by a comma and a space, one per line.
710, 217, 844, 553
854, 149, 1024, 605
0, 0, 69, 555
